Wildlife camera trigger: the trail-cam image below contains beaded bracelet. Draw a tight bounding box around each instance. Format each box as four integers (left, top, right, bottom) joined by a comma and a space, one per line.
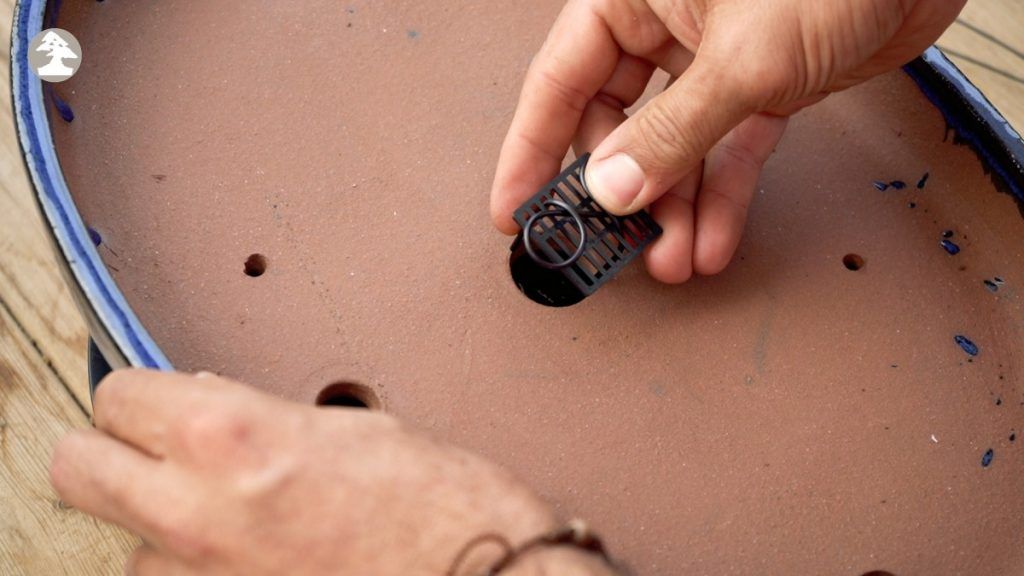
447, 519, 622, 576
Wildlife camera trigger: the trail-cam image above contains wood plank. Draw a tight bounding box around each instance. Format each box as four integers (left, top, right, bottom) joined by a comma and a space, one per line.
0, 0, 93, 411
0, 298, 137, 575
939, 0, 1024, 132
1, 3, 134, 572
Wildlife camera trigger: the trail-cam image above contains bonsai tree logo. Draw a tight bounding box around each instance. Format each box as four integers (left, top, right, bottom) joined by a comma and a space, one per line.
28, 28, 82, 82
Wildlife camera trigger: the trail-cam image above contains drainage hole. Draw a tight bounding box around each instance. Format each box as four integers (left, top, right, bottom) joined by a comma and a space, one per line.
244, 254, 267, 277
843, 253, 865, 271
509, 235, 586, 308
315, 382, 380, 410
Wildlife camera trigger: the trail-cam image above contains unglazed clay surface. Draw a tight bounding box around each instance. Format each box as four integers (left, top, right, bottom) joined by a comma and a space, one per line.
51, 1, 1024, 574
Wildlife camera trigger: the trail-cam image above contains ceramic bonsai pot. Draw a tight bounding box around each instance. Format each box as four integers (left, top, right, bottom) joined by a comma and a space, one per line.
12, 1, 1024, 573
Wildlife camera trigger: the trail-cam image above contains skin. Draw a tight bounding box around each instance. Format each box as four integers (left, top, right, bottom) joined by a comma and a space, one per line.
491, 0, 966, 283
51, 370, 615, 575
52, 2, 967, 573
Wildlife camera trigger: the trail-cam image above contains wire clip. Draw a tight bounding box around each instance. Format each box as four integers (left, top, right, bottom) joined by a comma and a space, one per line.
510, 154, 661, 306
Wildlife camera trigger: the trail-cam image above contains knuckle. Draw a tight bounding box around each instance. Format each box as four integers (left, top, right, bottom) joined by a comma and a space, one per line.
703, 185, 751, 215
152, 512, 214, 561
633, 104, 693, 169
535, 65, 589, 114
701, 40, 788, 106
717, 140, 764, 175
174, 408, 252, 455
742, 59, 803, 108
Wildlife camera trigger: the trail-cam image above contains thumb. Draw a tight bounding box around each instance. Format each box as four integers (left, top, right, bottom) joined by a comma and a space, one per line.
585, 57, 756, 214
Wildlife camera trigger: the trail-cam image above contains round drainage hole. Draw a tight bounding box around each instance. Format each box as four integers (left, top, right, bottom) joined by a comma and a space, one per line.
843, 253, 865, 271
508, 236, 586, 308
244, 254, 267, 277
315, 382, 380, 410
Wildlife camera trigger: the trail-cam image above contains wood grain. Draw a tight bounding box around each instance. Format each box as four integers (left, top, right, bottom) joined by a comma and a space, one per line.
0, 301, 137, 574
0, 0, 92, 411
939, 0, 1024, 131
1, 2, 136, 573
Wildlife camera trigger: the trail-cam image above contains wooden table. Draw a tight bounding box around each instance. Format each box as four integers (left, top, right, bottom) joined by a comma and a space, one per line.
1, 1, 1021, 573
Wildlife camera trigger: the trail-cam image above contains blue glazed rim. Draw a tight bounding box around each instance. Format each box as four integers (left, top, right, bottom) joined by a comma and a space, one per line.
10, 0, 172, 374
10, 0, 1024, 384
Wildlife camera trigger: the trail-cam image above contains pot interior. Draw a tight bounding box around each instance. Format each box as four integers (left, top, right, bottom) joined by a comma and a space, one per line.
48, 1, 1024, 574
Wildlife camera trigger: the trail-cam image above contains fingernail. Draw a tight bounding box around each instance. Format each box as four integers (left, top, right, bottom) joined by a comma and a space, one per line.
585, 153, 644, 212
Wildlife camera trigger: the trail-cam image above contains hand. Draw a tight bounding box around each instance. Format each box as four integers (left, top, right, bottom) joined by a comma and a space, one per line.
491, 0, 965, 283
50, 370, 612, 575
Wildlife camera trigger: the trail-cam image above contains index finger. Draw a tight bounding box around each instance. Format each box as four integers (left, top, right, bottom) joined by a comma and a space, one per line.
50, 428, 190, 550
93, 369, 233, 457
489, 0, 620, 234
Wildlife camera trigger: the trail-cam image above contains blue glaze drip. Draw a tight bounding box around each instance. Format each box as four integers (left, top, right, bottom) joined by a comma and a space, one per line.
994, 276, 1005, 284
890, 180, 907, 190
984, 279, 998, 292
45, 85, 74, 123
86, 227, 102, 247
954, 335, 978, 356
55, 100, 74, 122
940, 239, 961, 255
981, 448, 994, 467
407, 29, 419, 39
904, 51, 1024, 220
873, 181, 889, 191
917, 172, 930, 189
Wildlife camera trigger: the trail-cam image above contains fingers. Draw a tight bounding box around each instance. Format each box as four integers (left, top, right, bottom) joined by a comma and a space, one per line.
643, 168, 702, 283
641, 113, 786, 282
879, 0, 967, 62
571, 57, 771, 284
93, 369, 181, 457
93, 369, 256, 459
585, 54, 757, 215
93, 369, 208, 457
490, 0, 621, 234
831, 0, 968, 91
692, 113, 789, 275
50, 428, 181, 545
572, 54, 656, 154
